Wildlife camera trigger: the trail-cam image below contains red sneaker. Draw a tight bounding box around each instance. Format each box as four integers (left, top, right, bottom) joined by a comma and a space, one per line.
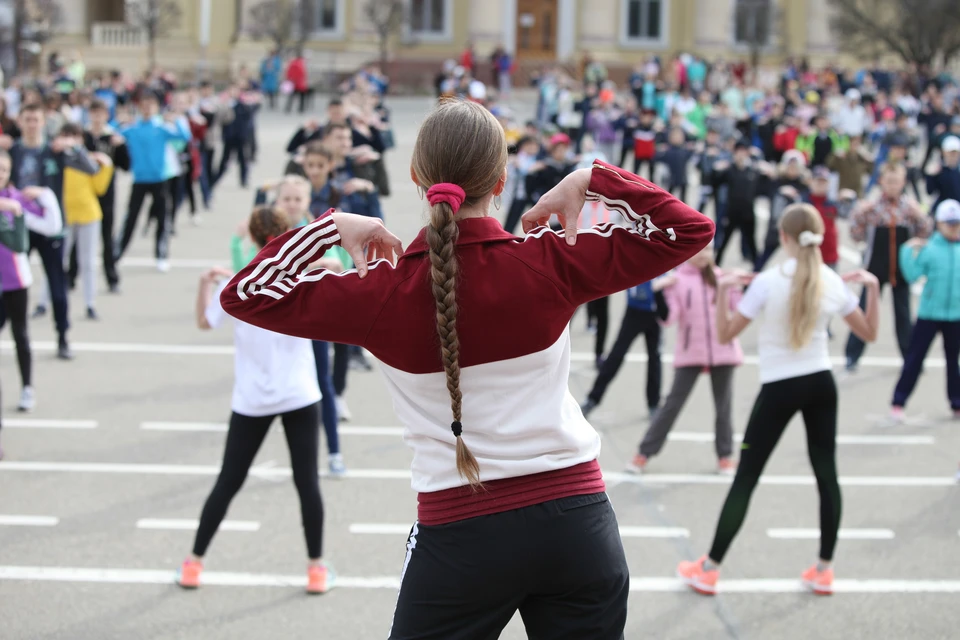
306, 562, 334, 595
625, 454, 648, 474
677, 556, 719, 595
801, 564, 834, 595
176, 559, 202, 589
717, 457, 737, 475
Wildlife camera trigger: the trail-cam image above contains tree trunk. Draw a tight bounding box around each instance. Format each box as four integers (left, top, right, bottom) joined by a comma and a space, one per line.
149, 36, 157, 71
379, 31, 389, 78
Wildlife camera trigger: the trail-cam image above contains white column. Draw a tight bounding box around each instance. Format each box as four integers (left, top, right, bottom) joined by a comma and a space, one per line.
557, 0, 576, 60
502, 0, 517, 54
199, 0, 212, 47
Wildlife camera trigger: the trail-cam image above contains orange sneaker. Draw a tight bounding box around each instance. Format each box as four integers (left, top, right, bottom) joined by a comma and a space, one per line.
625, 454, 648, 474
677, 556, 718, 595
306, 562, 334, 595
717, 457, 737, 475
176, 558, 202, 589
801, 564, 834, 595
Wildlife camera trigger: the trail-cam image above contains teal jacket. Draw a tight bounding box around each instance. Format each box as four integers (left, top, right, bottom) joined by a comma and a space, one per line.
899, 232, 960, 321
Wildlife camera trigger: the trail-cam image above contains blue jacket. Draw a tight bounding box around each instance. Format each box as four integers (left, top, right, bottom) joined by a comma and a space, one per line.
926, 166, 960, 213
119, 116, 190, 184
899, 232, 960, 321
627, 281, 657, 312
260, 55, 282, 94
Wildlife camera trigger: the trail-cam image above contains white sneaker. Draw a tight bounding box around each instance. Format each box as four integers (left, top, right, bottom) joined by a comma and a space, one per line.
335, 396, 351, 422
157, 259, 171, 273
190, 216, 203, 227
328, 454, 347, 478
17, 386, 35, 412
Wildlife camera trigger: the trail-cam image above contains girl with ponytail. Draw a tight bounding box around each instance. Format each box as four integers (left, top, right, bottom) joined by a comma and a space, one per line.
679, 203, 881, 598
221, 99, 714, 637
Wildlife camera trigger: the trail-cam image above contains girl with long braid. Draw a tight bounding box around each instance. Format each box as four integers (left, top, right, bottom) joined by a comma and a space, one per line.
220, 100, 713, 638
178, 205, 331, 594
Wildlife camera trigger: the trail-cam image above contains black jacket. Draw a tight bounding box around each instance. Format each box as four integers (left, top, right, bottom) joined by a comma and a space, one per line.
9, 141, 98, 213
84, 129, 131, 204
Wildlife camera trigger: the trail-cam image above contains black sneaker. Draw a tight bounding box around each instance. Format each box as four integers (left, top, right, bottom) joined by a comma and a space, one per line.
87, 307, 99, 321
580, 398, 598, 418
108, 282, 121, 294
31, 305, 47, 319
57, 336, 74, 361
350, 351, 374, 371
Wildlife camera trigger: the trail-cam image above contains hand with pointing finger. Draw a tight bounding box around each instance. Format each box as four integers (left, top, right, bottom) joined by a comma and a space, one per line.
520, 168, 592, 246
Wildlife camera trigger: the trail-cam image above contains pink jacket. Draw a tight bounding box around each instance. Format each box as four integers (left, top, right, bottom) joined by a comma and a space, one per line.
662, 263, 744, 368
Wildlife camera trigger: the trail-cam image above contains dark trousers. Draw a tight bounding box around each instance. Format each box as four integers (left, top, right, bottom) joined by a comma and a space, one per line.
389, 493, 628, 640
754, 210, 783, 271
503, 198, 528, 235
715, 208, 757, 266
845, 281, 912, 366
632, 157, 654, 181
193, 403, 323, 559
29, 232, 69, 336
286, 90, 308, 114
0, 288, 31, 390
117, 181, 169, 261
69, 193, 118, 287
892, 318, 960, 409
588, 307, 662, 410
333, 342, 349, 397
668, 182, 688, 204
215, 137, 249, 188
312, 340, 340, 455
586, 296, 610, 359
709, 370, 841, 563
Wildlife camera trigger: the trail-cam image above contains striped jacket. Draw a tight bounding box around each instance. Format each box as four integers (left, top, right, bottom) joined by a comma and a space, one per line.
220, 161, 713, 498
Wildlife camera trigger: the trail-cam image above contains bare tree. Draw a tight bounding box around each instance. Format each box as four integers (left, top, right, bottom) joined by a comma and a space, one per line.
247, 0, 296, 51
734, 0, 778, 70
4, 0, 61, 73
363, 0, 405, 75
828, 0, 960, 69
124, 0, 183, 70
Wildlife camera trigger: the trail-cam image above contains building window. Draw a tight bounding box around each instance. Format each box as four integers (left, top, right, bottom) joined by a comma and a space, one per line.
621, 0, 667, 45
316, 0, 337, 30
304, 0, 344, 38
734, 0, 772, 46
410, 0, 449, 37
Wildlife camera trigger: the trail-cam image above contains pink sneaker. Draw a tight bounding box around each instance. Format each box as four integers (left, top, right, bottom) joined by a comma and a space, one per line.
306, 562, 334, 595
625, 454, 648, 474
890, 406, 905, 422
717, 458, 737, 475
677, 556, 718, 595
801, 564, 834, 595
176, 558, 202, 589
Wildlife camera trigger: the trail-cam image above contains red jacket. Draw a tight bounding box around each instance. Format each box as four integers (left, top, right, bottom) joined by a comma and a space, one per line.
286, 57, 308, 92
807, 194, 840, 265
773, 126, 800, 153
220, 161, 713, 519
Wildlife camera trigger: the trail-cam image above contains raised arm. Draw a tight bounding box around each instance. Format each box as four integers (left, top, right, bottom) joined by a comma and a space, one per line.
519, 161, 715, 306
23, 188, 63, 237
219, 212, 403, 344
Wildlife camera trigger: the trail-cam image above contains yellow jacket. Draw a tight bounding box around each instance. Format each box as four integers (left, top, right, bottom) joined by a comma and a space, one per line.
63, 164, 113, 225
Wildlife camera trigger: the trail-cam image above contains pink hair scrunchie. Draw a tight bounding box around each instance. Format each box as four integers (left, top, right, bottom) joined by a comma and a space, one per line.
426, 183, 467, 214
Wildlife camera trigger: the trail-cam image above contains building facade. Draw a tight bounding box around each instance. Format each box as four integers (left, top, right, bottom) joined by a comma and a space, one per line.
38, 0, 839, 84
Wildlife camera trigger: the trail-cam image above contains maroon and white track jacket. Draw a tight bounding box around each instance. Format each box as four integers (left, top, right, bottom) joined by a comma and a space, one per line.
222, 161, 714, 523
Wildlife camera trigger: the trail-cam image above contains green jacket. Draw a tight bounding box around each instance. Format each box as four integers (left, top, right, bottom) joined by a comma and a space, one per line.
899, 232, 960, 321
794, 131, 849, 159
0, 215, 28, 253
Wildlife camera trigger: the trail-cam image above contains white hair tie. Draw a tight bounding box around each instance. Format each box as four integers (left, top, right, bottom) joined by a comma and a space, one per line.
798, 231, 824, 247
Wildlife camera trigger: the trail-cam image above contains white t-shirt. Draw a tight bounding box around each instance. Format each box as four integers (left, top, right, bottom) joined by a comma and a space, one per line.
206, 282, 321, 417
737, 259, 859, 384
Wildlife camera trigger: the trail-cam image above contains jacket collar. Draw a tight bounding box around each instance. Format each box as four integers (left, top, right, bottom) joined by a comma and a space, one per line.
402, 217, 518, 259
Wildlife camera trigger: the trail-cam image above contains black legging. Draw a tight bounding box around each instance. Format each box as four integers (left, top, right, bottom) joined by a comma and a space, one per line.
586, 296, 610, 359
192, 402, 324, 559
715, 208, 757, 266
708, 370, 841, 563
0, 288, 31, 417
587, 307, 662, 410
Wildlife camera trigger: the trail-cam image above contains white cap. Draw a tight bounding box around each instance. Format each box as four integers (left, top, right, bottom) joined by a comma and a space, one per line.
942, 136, 960, 152
782, 149, 807, 166
845, 88, 861, 101
935, 199, 960, 223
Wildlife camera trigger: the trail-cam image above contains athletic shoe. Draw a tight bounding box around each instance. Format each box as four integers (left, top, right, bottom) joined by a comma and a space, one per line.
335, 396, 351, 422
717, 457, 736, 475
191, 216, 203, 227
306, 562, 334, 594
952, 409, 960, 420
17, 387, 35, 412
328, 454, 347, 478
108, 283, 121, 294
677, 556, 718, 595
349, 350, 373, 371
890, 406, 905, 422
157, 259, 171, 273
176, 559, 203, 589
31, 305, 47, 319
649, 406, 660, 420
625, 454, 648, 474
801, 564, 834, 595
57, 336, 74, 361
580, 398, 598, 418
87, 307, 99, 321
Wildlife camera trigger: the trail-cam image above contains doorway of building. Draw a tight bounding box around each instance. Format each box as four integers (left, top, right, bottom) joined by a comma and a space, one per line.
516, 0, 558, 59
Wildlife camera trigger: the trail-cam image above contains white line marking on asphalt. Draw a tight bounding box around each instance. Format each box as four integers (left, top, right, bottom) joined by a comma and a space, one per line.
31, 256, 222, 270
350, 523, 690, 539
136, 519, 260, 532
3, 419, 98, 429
0, 515, 59, 527
2, 566, 959, 593
141, 422, 405, 436
1, 461, 955, 486
0, 341, 939, 369
668, 432, 935, 445
767, 528, 895, 540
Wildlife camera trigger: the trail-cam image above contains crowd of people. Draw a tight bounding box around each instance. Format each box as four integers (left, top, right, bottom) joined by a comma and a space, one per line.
0, 46, 958, 634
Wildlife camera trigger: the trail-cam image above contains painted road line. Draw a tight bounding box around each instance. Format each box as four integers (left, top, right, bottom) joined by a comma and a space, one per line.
141, 422, 405, 437
0, 340, 942, 369
31, 256, 222, 270
2, 566, 960, 593
3, 419, 97, 429
136, 519, 259, 532
1, 461, 956, 487
0, 515, 59, 527
350, 523, 689, 539
767, 528, 895, 540
668, 432, 934, 446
